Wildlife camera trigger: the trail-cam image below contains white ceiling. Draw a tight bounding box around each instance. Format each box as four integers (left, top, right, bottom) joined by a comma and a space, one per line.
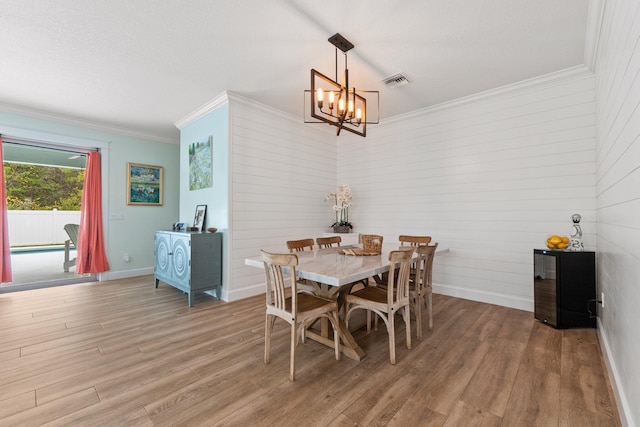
0, 0, 591, 143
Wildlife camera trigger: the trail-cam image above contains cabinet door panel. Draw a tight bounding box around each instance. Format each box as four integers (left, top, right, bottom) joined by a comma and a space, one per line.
155, 232, 171, 279
171, 235, 191, 286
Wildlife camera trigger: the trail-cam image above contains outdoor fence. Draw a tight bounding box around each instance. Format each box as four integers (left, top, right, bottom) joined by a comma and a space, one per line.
7, 210, 81, 247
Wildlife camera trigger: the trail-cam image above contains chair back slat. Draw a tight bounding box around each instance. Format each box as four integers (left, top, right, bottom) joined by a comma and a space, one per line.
415, 243, 438, 294
286, 238, 314, 252
399, 235, 431, 247
387, 248, 415, 305
261, 250, 298, 312
316, 236, 341, 248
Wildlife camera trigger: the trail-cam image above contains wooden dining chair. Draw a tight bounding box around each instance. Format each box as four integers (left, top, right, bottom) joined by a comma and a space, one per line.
316, 236, 341, 248
410, 243, 438, 340
399, 235, 431, 284
286, 238, 314, 253
345, 248, 415, 364
399, 235, 432, 247
261, 250, 341, 381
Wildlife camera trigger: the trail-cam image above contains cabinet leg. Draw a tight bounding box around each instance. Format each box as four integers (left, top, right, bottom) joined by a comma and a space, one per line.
155, 278, 159, 288
188, 292, 193, 307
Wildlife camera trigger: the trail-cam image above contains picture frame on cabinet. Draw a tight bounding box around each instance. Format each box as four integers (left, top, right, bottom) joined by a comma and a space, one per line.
193, 205, 207, 231
126, 162, 163, 206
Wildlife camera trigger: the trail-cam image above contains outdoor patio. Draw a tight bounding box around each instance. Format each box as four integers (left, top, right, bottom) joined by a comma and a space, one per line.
2, 247, 93, 291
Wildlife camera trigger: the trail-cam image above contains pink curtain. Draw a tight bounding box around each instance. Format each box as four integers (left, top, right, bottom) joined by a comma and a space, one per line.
76, 151, 110, 274
0, 136, 13, 282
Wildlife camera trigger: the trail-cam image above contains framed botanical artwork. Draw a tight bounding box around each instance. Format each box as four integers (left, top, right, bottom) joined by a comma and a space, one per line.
189, 135, 213, 191
126, 162, 163, 206
193, 205, 207, 231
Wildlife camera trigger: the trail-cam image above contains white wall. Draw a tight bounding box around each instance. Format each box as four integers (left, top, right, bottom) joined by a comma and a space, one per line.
338, 68, 597, 311
228, 95, 337, 301
593, 0, 640, 425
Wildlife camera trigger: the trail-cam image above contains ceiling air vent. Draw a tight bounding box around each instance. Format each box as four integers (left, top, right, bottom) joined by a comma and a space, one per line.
382, 73, 410, 89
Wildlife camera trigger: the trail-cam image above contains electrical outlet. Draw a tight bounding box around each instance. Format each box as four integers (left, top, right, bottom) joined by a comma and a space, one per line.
123, 253, 130, 262
601, 292, 605, 308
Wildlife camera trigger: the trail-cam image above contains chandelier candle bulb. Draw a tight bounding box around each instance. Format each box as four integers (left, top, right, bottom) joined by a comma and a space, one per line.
316, 88, 323, 108
338, 98, 345, 113
329, 91, 335, 109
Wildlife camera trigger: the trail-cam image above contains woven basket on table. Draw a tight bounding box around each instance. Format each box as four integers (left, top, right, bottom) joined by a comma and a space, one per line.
361, 234, 383, 254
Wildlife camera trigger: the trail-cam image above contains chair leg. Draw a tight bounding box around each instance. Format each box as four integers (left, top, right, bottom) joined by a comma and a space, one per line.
388, 311, 396, 364
428, 293, 433, 330
290, 322, 296, 381
264, 314, 272, 364
415, 296, 423, 340
404, 305, 412, 350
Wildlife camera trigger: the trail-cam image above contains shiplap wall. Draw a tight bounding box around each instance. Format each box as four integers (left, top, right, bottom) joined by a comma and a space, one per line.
338, 69, 597, 311
228, 97, 337, 300
593, 0, 640, 424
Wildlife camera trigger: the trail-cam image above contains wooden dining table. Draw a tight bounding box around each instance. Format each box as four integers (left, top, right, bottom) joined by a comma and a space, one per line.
245, 244, 449, 361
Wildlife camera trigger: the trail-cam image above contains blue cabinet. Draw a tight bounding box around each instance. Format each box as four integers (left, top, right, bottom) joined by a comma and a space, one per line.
154, 230, 222, 306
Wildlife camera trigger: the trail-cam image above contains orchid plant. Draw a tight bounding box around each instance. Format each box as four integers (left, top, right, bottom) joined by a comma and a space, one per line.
325, 184, 353, 228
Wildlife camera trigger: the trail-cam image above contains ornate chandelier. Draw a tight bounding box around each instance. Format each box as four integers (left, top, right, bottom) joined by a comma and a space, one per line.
305, 33, 378, 137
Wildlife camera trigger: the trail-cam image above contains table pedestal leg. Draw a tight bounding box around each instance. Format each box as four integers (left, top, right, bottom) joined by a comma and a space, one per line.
305, 316, 365, 361
305, 282, 365, 361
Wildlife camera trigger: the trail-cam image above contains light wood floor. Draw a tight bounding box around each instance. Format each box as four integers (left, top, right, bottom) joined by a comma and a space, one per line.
0, 276, 621, 426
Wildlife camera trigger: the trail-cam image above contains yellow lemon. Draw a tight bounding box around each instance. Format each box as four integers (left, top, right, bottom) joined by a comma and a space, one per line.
549, 236, 562, 245
561, 236, 569, 244
556, 242, 567, 249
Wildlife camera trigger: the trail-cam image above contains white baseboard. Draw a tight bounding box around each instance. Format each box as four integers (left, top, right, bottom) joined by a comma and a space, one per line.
433, 283, 534, 312
597, 318, 633, 427
225, 283, 265, 302
107, 274, 530, 311
225, 281, 533, 310
103, 268, 263, 303
101, 267, 154, 281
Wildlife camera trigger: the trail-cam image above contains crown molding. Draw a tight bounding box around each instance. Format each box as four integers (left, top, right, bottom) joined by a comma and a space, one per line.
0, 102, 177, 144
227, 92, 335, 139
226, 91, 319, 125
383, 65, 594, 124
177, 90, 334, 136
174, 92, 230, 129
